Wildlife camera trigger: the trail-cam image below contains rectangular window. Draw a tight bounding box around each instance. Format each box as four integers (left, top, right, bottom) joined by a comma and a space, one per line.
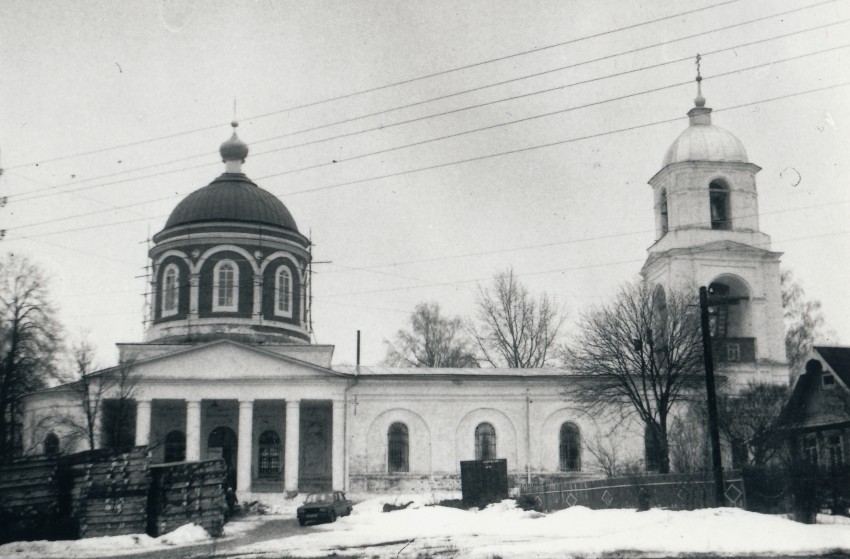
829, 434, 844, 468
726, 342, 740, 362
803, 436, 819, 467
823, 374, 836, 388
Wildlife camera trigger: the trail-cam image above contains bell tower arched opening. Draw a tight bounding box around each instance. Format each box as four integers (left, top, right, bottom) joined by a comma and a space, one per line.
709, 179, 731, 230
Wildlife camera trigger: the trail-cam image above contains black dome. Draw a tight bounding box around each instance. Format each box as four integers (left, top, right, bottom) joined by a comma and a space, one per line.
164, 173, 298, 231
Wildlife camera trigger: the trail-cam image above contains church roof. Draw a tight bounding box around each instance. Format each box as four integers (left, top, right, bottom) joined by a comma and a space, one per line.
662, 109, 748, 167
164, 173, 298, 231
333, 365, 577, 378
162, 123, 299, 232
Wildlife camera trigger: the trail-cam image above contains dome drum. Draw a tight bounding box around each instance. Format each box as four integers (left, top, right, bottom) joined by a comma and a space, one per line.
147, 125, 312, 345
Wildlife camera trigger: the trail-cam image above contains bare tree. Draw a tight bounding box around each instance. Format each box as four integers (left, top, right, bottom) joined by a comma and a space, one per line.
717, 381, 788, 468
567, 281, 703, 474
471, 269, 565, 368
782, 270, 830, 374
584, 430, 640, 478
668, 404, 711, 474
0, 255, 62, 462
384, 302, 478, 367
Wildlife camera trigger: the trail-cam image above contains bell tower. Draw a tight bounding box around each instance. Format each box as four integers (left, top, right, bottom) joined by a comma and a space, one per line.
641, 66, 788, 387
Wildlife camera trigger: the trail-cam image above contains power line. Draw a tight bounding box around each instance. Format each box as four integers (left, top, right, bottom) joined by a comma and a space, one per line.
282, 79, 850, 197
5, 78, 849, 242
10, 24, 849, 223
314, 229, 850, 300
4, 0, 746, 172
261, 42, 850, 180
317, 199, 850, 276
10, 2, 842, 203
11, 35, 840, 232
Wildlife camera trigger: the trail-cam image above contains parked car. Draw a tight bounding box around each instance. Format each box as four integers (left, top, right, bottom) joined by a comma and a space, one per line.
296, 491, 353, 526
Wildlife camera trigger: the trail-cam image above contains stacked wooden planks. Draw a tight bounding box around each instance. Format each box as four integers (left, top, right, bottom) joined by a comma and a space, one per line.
0, 455, 64, 543
67, 447, 151, 538
149, 459, 227, 537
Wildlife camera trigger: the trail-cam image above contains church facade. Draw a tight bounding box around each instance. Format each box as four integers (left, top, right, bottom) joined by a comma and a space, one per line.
22, 88, 788, 495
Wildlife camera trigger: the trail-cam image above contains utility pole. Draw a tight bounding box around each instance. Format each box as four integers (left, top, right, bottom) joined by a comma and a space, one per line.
699, 286, 725, 507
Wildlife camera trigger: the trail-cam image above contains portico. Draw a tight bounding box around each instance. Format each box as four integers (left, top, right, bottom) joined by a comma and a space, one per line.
125, 339, 347, 494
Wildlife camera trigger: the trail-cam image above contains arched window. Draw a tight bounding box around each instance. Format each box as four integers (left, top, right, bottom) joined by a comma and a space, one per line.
659, 189, 669, 235
388, 422, 409, 473
213, 260, 238, 311
43, 432, 59, 455
162, 264, 179, 316
164, 430, 186, 463
559, 423, 581, 471
709, 179, 730, 230
258, 430, 281, 478
274, 266, 293, 317
475, 422, 497, 461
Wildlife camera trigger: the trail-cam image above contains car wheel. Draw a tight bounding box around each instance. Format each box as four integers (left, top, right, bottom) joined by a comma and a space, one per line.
346, 507, 352, 516
329, 511, 337, 523
298, 518, 306, 526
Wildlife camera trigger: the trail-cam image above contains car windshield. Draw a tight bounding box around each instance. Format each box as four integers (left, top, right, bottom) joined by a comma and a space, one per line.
305, 493, 333, 503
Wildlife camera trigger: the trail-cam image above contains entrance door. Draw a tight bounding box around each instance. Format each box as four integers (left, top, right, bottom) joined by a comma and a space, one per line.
208, 426, 238, 489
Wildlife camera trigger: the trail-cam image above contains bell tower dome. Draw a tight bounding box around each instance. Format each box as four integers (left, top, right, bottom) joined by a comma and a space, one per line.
642, 69, 788, 387
145, 123, 312, 345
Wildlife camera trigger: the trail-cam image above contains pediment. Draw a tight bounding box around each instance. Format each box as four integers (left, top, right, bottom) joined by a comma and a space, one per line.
127, 340, 347, 382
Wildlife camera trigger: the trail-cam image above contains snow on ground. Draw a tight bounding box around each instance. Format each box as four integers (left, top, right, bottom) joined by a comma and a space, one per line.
0, 523, 210, 559
232, 495, 850, 559
4, 495, 850, 559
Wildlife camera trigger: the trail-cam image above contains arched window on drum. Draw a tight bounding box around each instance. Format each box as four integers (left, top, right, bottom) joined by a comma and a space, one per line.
162, 263, 180, 317
213, 260, 238, 312
274, 266, 293, 318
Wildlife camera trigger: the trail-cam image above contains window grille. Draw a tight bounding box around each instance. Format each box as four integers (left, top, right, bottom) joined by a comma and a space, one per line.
559, 423, 581, 471
388, 422, 409, 473
259, 430, 281, 477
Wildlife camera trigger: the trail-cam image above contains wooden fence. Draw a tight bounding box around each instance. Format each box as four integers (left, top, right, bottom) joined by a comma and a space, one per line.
519, 470, 746, 512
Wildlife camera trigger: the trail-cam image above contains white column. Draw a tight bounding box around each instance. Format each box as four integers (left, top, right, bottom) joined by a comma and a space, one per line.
284, 399, 300, 492
186, 400, 201, 462
332, 399, 345, 490
237, 400, 253, 493
189, 273, 200, 320
252, 273, 263, 319
135, 399, 152, 446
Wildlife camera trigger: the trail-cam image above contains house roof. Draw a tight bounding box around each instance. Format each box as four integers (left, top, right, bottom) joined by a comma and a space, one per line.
332, 365, 578, 378
777, 346, 850, 432
814, 346, 850, 387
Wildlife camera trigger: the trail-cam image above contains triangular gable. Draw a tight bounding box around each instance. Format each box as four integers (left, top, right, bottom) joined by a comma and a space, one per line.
96, 339, 350, 383
778, 347, 850, 431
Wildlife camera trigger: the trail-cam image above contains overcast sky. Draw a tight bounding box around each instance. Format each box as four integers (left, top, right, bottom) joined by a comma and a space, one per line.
1, 0, 848, 369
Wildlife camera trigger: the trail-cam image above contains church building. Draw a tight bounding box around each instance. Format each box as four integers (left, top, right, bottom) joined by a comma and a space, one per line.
22, 85, 788, 496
